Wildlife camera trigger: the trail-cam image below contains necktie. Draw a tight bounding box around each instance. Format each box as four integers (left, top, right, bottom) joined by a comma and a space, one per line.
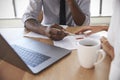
59, 0, 66, 25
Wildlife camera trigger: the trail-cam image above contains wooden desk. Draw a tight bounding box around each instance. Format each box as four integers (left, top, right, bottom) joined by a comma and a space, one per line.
0, 27, 111, 80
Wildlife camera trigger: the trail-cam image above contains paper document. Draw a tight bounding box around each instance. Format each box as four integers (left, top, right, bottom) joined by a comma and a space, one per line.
24, 32, 49, 39
53, 31, 108, 50
54, 36, 78, 50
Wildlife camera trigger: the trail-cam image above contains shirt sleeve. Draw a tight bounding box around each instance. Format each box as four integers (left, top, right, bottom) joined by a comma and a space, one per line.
77, 0, 90, 26
22, 0, 43, 23
109, 36, 120, 80
109, 61, 120, 80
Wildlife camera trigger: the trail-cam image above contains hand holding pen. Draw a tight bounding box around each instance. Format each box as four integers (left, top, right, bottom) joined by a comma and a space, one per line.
45, 24, 68, 41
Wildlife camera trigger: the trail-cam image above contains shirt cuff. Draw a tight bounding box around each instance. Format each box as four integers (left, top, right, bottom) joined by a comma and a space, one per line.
22, 14, 38, 23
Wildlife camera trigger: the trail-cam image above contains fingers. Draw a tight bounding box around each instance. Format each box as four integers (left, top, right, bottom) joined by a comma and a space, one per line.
49, 28, 67, 41
100, 36, 108, 43
75, 26, 103, 35
100, 37, 114, 59
75, 27, 91, 35
50, 34, 65, 41
51, 24, 64, 30
50, 35, 61, 41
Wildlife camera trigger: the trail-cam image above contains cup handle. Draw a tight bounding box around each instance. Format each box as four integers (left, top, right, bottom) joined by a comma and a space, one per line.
94, 49, 106, 65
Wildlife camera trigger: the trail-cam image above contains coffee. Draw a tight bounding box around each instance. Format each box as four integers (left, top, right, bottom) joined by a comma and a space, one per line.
79, 39, 97, 47
84, 44, 94, 46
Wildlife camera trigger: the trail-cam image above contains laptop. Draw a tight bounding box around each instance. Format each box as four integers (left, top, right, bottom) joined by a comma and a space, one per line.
0, 34, 71, 74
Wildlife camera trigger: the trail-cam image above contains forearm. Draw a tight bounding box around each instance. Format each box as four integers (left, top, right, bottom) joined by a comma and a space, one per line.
67, 0, 86, 26
101, 26, 109, 31
25, 19, 48, 36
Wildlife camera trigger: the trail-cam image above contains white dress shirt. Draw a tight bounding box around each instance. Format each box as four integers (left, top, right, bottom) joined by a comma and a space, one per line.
22, 0, 90, 26
107, 0, 120, 80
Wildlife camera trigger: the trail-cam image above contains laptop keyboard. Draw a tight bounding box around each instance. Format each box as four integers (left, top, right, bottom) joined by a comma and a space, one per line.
12, 45, 51, 67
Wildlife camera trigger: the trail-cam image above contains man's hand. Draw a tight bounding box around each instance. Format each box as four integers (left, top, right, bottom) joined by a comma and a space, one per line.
75, 26, 108, 35
46, 24, 68, 41
50, 24, 64, 30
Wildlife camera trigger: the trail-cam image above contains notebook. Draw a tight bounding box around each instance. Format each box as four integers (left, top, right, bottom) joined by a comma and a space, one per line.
0, 34, 71, 74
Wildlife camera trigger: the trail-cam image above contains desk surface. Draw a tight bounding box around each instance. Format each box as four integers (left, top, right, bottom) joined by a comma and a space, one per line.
0, 27, 111, 80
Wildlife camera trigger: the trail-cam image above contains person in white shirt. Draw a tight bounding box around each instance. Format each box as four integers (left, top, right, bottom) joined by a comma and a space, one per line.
22, 0, 90, 41
76, 0, 120, 79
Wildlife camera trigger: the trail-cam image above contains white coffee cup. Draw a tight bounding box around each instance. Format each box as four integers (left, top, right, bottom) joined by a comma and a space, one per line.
77, 38, 106, 69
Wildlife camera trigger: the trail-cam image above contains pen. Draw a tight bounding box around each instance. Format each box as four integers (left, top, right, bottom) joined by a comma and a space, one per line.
76, 37, 84, 40
63, 31, 76, 36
